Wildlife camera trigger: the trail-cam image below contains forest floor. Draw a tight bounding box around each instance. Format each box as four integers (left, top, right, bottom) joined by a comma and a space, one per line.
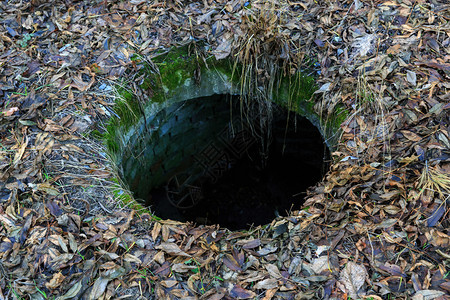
0, 0, 449, 299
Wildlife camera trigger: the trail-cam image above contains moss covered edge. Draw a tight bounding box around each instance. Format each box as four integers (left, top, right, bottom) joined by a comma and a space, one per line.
102, 43, 348, 212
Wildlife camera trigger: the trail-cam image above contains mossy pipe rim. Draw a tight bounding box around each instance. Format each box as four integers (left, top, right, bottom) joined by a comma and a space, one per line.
104, 45, 348, 209
106, 45, 345, 155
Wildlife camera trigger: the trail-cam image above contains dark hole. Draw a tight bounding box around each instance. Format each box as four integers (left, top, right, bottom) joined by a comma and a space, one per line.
138, 94, 330, 230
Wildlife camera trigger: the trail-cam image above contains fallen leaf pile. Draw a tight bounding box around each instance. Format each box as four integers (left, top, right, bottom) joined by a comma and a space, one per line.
0, 0, 449, 299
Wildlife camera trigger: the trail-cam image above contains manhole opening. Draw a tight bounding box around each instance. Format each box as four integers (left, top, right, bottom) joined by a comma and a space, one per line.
121, 94, 330, 230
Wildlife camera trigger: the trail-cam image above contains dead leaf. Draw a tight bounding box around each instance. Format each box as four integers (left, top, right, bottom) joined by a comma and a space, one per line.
411, 290, 445, 300
13, 136, 28, 168
406, 70, 417, 86
70, 68, 95, 91
45, 272, 65, 289
213, 39, 232, 60
315, 82, 331, 93
2, 107, 19, 117
152, 222, 161, 241
223, 254, 242, 272
339, 262, 368, 299
155, 242, 191, 257
240, 238, 261, 249
171, 263, 198, 273
262, 288, 278, 300
229, 284, 256, 299
58, 280, 83, 300
123, 253, 142, 264
312, 256, 330, 274
265, 264, 282, 279
160, 280, 178, 288
89, 277, 110, 299
254, 278, 278, 290
401, 130, 422, 142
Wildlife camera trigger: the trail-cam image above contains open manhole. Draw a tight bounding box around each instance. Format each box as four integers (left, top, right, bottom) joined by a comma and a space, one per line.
118, 93, 330, 230
106, 46, 345, 230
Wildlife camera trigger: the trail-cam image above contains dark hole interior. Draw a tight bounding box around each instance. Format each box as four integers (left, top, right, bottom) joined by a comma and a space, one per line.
143, 95, 330, 230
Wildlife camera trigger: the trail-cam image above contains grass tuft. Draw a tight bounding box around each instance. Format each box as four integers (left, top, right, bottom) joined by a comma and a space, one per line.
231, 0, 309, 158
418, 162, 450, 199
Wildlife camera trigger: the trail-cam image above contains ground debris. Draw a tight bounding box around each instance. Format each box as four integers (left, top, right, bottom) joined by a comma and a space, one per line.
0, 0, 449, 299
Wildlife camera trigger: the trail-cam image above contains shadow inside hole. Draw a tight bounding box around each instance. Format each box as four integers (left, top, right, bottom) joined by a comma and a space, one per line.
143, 95, 330, 230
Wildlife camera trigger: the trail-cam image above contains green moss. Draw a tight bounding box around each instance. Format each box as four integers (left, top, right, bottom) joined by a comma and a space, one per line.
90, 129, 103, 140
272, 70, 349, 150
104, 118, 121, 154
273, 72, 316, 117
144, 45, 200, 100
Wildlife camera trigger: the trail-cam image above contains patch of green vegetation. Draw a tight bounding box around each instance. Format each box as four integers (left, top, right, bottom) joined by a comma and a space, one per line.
104, 118, 121, 154
274, 71, 317, 112
17, 33, 33, 48
273, 70, 345, 149
109, 177, 160, 219
89, 129, 103, 140
138, 45, 201, 103
326, 103, 348, 133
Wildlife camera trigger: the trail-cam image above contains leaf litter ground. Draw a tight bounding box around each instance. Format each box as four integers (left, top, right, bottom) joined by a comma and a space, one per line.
0, 0, 449, 299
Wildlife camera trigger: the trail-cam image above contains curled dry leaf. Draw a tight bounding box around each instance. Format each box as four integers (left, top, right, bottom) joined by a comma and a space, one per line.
45, 272, 65, 289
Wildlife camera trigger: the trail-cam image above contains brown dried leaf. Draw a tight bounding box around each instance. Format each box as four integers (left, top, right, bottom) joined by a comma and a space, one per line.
13, 136, 28, 167
2, 107, 19, 117
34, 183, 60, 196
254, 278, 278, 290
261, 288, 278, 300
70, 69, 95, 92
123, 253, 142, 264
45, 272, 65, 289
411, 290, 445, 299
171, 263, 198, 273
229, 284, 256, 299
239, 238, 261, 249
265, 264, 282, 279
401, 130, 422, 142
383, 205, 402, 215
162, 225, 170, 241
155, 242, 191, 257
339, 262, 368, 299
223, 254, 242, 272
160, 280, 178, 288
89, 277, 110, 299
